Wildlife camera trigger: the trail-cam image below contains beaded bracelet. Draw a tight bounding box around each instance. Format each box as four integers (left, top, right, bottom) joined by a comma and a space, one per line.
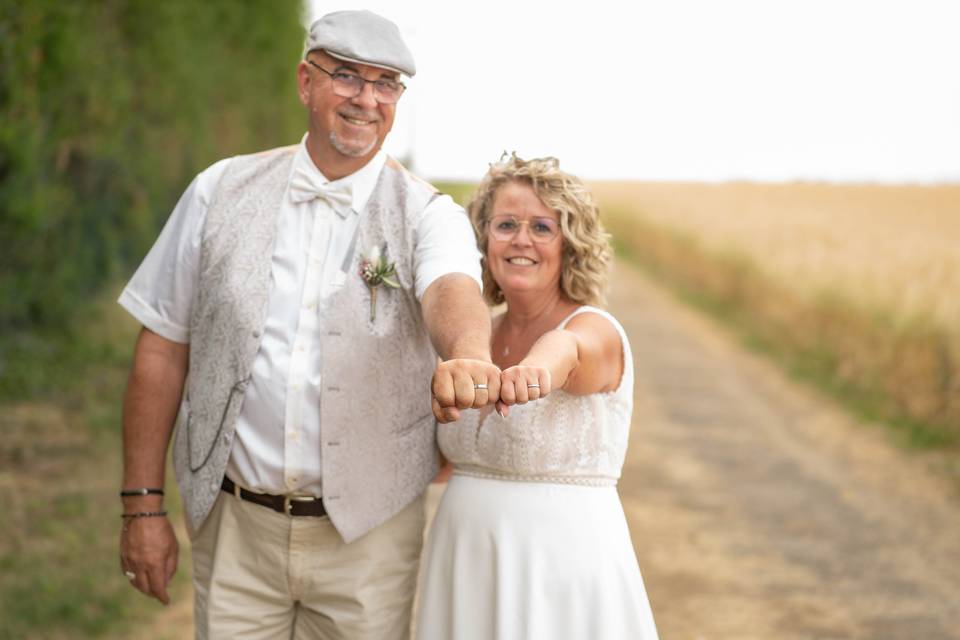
120, 511, 167, 533
119, 488, 164, 497
121, 511, 168, 518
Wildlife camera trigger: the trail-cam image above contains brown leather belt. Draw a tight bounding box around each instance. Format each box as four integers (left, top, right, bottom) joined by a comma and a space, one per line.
221, 477, 327, 517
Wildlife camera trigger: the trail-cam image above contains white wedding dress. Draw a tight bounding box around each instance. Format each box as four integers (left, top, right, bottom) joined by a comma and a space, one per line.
416, 307, 659, 639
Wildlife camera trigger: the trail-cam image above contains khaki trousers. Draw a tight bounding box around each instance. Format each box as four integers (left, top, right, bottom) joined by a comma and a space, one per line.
190, 489, 426, 639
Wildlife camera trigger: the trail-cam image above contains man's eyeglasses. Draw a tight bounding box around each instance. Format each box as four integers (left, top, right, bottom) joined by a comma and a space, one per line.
307, 60, 406, 104
488, 215, 560, 243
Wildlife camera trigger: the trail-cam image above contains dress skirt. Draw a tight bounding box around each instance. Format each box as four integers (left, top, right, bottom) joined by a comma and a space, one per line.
416, 473, 659, 640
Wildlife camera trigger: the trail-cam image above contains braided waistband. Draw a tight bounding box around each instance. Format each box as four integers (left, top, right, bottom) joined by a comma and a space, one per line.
453, 466, 617, 487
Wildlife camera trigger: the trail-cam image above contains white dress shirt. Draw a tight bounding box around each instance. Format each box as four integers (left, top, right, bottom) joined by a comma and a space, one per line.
119, 134, 482, 496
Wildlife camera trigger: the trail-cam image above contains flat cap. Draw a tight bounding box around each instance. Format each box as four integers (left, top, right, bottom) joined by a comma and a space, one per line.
304, 10, 416, 77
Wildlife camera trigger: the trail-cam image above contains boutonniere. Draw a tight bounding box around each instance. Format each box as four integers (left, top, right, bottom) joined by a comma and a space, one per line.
359, 242, 400, 322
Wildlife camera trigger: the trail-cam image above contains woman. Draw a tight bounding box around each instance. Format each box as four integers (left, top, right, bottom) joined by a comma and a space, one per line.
417, 155, 659, 639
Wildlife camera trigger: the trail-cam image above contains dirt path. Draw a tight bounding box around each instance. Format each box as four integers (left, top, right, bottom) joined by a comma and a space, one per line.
610, 263, 960, 639
134, 262, 960, 639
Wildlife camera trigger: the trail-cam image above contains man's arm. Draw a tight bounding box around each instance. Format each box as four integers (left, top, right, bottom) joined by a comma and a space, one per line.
421, 273, 490, 361
421, 273, 500, 422
119, 327, 188, 605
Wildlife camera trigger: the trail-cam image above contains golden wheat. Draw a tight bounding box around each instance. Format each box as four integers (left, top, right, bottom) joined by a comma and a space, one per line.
590, 182, 960, 331
589, 181, 960, 440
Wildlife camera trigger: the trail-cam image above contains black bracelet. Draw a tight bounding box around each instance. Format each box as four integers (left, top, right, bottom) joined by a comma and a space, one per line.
119, 488, 164, 497
120, 511, 168, 519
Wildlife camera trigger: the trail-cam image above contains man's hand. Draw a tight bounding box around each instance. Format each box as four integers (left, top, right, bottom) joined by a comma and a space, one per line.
498, 365, 552, 417
431, 358, 502, 423
120, 515, 179, 605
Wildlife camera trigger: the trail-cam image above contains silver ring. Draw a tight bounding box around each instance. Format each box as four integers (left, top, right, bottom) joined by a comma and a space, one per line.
527, 384, 541, 389
124, 570, 136, 581
474, 383, 488, 390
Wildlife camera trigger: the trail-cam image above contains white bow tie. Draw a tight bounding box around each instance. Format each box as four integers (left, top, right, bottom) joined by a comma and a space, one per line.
289, 165, 353, 215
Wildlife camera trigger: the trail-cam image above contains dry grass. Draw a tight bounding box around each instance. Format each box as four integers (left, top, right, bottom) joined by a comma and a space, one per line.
589, 181, 960, 444
0, 288, 190, 638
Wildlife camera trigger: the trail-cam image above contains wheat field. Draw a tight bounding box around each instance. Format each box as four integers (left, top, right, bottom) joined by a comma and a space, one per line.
591, 182, 960, 329
589, 181, 960, 442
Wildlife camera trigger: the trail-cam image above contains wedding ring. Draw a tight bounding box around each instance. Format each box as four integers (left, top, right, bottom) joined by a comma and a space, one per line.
474, 383, 488, 390
124, 570, 136, 581
527, 384, 541, 389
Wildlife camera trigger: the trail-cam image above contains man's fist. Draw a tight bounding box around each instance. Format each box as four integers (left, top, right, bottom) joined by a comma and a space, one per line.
431, 359, 502, 423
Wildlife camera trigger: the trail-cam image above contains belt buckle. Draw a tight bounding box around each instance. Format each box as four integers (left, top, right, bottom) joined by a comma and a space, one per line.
283, 494, 318, 515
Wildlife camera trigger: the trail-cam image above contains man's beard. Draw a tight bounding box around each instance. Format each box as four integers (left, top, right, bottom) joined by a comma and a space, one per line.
329, 131, 378, 158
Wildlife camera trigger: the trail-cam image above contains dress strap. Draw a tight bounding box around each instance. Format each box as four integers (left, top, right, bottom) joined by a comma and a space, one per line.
557, 305, 602, 330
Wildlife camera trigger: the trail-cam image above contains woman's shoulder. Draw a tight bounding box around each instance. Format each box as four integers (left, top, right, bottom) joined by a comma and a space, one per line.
560, 306, 630, 395
560, 306, 625, 339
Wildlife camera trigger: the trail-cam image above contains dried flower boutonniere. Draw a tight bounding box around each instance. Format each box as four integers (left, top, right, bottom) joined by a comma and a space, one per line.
359, 243, 400, 322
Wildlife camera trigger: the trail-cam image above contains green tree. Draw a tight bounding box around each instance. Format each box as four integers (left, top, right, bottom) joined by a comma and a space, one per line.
0, 0, 306, 396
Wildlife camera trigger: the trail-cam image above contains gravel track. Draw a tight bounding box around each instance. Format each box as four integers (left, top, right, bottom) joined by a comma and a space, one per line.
610, 263, 960, 639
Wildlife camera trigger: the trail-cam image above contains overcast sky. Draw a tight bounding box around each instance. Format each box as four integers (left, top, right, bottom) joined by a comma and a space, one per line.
306, 0, 960, 182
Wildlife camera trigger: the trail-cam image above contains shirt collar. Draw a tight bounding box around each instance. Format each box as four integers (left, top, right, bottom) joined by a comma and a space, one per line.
293, 133, 386, 216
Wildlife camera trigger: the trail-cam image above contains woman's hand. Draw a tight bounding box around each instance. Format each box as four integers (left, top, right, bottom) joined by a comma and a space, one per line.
498, 365, 552, 415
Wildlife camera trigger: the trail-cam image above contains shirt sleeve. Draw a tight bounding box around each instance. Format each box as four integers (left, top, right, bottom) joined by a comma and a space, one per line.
413, 193, 483, 301
117, 158, 232, 343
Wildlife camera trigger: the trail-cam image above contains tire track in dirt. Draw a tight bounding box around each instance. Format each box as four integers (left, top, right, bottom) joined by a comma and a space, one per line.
611, 262, 960, 639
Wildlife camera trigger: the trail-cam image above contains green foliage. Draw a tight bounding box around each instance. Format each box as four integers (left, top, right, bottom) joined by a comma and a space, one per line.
0, 4, 306, 634
0, 0, 306, 397
434, 181, 478, 208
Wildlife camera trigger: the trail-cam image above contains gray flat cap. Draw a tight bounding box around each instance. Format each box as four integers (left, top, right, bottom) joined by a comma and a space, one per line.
305, 10, 416, 77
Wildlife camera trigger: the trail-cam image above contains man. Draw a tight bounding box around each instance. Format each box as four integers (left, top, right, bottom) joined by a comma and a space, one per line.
117, 10, 499, 638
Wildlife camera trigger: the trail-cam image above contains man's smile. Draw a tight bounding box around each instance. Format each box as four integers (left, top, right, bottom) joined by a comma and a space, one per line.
339, 112, 377, 127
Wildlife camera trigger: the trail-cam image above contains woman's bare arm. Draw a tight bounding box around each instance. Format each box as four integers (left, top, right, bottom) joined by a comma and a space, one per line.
499, 312, 624, 408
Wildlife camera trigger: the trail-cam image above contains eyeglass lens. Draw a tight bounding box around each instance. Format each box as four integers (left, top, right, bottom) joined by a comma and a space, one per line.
308, 61, 404, 104
331, 74, 403, 103
489, 216, 559, 242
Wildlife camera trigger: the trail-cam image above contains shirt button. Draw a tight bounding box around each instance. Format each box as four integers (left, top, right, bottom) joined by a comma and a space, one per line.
252, 330, 261, 338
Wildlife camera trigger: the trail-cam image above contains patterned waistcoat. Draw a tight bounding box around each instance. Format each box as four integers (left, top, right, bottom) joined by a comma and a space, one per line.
172, 146, 441, 542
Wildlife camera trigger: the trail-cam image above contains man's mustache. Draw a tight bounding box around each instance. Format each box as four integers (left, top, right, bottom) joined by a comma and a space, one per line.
338, 106, 380, 123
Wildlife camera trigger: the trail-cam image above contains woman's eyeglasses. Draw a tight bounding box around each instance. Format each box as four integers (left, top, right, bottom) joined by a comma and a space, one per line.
488, 215, 560, 243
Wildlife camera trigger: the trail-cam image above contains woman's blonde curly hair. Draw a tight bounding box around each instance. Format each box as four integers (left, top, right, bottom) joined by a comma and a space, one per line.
467, 153, 613, 307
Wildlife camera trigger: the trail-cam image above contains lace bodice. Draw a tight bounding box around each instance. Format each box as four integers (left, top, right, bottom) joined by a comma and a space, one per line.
438, 307, 634, 486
